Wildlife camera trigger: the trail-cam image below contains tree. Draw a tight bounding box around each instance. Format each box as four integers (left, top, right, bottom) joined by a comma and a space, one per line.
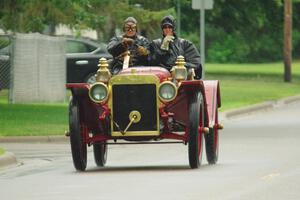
284, 0, 292, 82
0, 0, 75, 35
72, 0, 174, 41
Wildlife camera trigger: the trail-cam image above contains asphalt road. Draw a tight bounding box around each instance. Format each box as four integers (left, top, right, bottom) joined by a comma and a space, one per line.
0, 101, 299, 200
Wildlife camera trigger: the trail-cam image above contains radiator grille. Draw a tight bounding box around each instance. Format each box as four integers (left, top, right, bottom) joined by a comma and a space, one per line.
112, 84, 157, 132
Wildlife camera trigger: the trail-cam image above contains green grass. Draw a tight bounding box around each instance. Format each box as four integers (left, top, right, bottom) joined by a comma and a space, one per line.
0, 61, 299, 136
205, 61, 300, 110
0, 147, 5, 155
0, 91, 68, 136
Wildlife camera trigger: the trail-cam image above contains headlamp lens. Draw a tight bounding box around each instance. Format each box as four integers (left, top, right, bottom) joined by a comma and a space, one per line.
159, 82, 177, 102
89, 83, 108, 103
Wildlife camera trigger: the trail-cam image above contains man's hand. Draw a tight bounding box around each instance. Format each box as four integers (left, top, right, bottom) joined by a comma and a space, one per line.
160, 35, 174, 51
137, 46, 149, 56
122, 37, 134, 48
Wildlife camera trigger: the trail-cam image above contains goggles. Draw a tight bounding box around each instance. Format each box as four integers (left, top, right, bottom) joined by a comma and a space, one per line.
124, 25, 137, 32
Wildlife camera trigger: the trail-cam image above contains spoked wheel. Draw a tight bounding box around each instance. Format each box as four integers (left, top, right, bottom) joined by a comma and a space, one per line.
93, 141, 107, 167
69, 96, 87, 171
205, 109, 219, 164
188, 91, 204, 169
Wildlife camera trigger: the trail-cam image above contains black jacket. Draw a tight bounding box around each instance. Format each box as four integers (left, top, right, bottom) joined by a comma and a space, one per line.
150, 36, 202, 78
107, 35, 150, 74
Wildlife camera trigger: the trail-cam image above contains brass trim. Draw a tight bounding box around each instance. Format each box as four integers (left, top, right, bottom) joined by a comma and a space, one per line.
171, 55, 187, 81
96, 57, 111, 83
112, 131, 159, 137
88, 82, 109, 103
158, 81, 178, 103
109, 74, 160, 137
129, 110, 141, 123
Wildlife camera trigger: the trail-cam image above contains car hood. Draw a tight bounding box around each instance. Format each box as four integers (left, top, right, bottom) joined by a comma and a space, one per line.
119, 67, 171, 82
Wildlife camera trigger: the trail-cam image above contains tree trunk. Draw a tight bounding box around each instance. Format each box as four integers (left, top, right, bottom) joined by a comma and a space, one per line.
283, 0, 292, 82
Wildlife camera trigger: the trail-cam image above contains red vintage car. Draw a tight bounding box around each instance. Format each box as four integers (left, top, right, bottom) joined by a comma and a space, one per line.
66, 54, 222, 171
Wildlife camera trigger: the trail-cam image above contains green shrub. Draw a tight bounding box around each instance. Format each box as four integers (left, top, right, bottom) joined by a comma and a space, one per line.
207, 34, 250, 63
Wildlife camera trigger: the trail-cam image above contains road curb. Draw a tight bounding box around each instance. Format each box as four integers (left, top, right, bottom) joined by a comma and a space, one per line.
0, 135, 68, 143
222, 95, 300, 119
0, 151, 17, 169
221, 101, 274, 119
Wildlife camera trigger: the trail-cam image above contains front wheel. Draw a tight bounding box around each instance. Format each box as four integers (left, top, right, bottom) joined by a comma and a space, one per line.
93, 142, 107, 167
188, 91, 204, 169
69, 97, 87, 171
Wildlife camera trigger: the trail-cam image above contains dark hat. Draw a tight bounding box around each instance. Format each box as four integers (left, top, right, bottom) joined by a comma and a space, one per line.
161, 15, 176, 30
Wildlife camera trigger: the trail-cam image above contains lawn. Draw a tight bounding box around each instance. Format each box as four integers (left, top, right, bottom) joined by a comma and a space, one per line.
205, 62, 300, 110
0, 90, 68, 136
0, 61, 299, 136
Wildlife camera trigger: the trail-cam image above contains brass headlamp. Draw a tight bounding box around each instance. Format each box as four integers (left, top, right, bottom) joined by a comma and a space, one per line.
96, 57, 111, 83
171, 55, 187, 82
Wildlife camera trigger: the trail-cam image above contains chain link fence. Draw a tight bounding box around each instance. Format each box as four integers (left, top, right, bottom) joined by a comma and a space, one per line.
0, 35, 11, 91
0, 33, 66, 103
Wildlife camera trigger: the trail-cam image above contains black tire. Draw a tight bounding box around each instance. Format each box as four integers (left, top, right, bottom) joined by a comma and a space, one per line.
69, 97, 87, 171
205, 109, 219, 164
93, 142, 107, 167
188, 91, 204, 169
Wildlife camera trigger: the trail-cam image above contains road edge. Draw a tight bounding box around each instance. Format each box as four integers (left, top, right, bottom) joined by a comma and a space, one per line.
221, 95, 300, 119
0, 151, 17, 169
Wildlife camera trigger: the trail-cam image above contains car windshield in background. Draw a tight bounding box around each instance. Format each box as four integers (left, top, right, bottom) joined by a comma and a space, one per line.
65, 38, 107, 54
66, 40, 97, 53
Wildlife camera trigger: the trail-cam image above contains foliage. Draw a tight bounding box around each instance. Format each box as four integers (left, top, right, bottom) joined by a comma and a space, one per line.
179, 0, 300, 62
0, 0, 300, 62
0, 0, 75, 35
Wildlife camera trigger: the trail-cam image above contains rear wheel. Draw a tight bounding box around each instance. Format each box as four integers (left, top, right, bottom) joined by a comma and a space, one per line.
205, 109, 219, 164
188, 91, 204, 169
93, 142, 107, 167
69, 97, 87, 171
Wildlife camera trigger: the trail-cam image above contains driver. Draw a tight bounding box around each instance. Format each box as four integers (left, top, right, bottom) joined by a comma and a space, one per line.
107, 17, 150, 74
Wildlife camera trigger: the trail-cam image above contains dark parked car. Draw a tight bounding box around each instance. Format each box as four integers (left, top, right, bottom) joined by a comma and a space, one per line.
0, 36, 112, 89
65, 38, 112, 83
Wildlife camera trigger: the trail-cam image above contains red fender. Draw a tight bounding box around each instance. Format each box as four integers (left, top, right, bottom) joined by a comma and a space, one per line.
177, 80, 209, 127
203, 80, 221, 128
66, 83, 89, 90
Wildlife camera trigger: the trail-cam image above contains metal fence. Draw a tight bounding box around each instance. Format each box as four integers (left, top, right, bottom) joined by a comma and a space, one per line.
0, 33, 66, 103
0, 35, 11, 91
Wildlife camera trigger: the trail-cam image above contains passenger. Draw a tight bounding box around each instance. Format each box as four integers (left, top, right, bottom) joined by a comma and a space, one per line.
107, 17, 150, 74
150, 15, 202, 79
